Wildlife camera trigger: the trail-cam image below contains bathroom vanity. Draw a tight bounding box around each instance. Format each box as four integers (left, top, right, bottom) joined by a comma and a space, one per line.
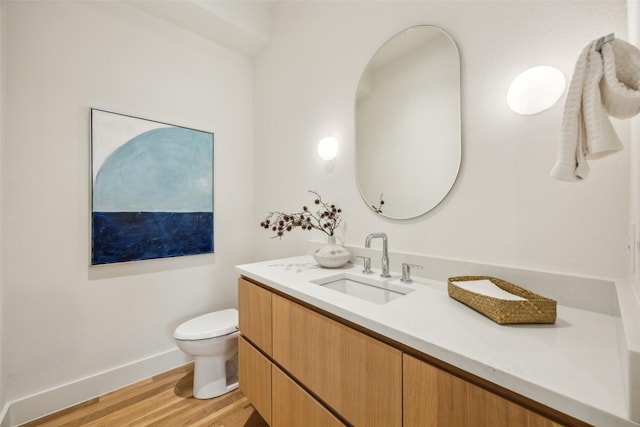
236, 255, 639, 427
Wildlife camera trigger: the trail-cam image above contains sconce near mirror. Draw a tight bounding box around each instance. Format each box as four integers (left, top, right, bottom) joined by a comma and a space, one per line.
355, 25, 461, 219
507, 66, 566, 115
318, 136, 339, 161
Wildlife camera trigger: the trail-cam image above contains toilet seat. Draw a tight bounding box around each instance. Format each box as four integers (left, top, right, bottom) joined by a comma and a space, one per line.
174, 309, 238, 341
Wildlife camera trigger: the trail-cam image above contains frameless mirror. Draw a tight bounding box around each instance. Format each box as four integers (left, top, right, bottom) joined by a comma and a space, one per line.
355, 25, 461, 219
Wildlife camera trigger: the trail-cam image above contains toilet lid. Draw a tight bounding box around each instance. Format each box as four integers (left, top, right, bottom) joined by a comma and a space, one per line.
174, 309, 238, 340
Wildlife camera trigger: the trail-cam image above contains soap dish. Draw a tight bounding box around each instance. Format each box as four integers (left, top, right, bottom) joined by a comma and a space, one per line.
447, 276, 556, 325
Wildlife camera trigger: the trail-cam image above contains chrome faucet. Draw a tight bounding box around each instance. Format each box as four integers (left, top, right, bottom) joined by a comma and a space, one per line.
401, 263, 423, 283
365, 233, 391, 278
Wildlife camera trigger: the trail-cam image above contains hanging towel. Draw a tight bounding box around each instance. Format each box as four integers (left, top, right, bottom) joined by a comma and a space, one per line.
551, 38, 640, 181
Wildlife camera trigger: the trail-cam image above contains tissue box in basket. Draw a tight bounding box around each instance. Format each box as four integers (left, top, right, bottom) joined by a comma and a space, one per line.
447, 276, 557, 325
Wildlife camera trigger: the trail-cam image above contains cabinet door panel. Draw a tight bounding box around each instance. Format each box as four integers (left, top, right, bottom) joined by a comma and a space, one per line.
272, 294, 402, 427
238, 278, 272, 355
272, 366, 345, 427
238, 336, 271, 424
403, 354, 564, 427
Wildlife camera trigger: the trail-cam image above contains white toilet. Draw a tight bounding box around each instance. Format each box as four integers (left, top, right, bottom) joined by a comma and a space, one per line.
174, 308, 240, 399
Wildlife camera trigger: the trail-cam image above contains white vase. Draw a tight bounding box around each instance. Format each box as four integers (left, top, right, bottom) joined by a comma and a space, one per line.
313, 236, 351, 268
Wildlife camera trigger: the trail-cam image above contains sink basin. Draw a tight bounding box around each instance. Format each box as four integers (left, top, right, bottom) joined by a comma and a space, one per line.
311, 273, 414, 304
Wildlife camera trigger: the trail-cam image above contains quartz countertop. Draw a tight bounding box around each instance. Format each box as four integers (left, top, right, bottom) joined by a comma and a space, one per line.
236, 255, 638, 427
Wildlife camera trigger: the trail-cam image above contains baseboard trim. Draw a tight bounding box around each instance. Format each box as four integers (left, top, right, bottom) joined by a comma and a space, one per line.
0, 402, 10, 427
5, 347, 191, 427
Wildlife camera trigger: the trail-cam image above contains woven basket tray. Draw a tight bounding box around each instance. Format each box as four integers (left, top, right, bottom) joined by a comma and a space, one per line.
448, 276, 556, 325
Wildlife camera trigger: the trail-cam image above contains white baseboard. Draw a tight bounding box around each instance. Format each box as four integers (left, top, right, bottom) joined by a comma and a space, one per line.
0, 403, 10, 427
4, 347, 191, 427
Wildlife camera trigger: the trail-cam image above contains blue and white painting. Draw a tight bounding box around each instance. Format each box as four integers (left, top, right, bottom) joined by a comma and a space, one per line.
91, 109, 213, 265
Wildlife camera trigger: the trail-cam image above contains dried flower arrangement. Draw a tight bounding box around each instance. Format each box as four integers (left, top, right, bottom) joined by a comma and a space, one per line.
259, 190, 342, 238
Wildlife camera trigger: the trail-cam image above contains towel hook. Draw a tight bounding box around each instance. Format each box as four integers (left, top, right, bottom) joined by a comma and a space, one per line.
596, 33, 615, 52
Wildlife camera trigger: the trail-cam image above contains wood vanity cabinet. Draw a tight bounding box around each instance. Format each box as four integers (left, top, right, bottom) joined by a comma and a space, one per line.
272, 293, 402, 427
239, 334, 345, 427
403, 354, 565, 427
238, 336, 272, 424
238, 278, 273, 424
238, 277, 272, 355
271, 365, 345, 427
238, 277, 400, 427
239, 277, 580, 427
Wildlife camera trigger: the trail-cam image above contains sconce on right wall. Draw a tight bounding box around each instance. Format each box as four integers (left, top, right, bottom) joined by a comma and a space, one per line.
507, 66, 566, 115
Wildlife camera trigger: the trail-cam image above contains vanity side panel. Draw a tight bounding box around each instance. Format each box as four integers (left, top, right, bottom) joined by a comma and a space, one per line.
403, 354, 565, 427
238, 278, 272, 355
271, 365, 346, 427
238, 336, 272, 425
272, 294, 402, 427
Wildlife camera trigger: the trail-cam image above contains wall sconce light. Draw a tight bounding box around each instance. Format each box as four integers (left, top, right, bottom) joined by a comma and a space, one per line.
317, 136, 339, 161
507, 66, 566, 115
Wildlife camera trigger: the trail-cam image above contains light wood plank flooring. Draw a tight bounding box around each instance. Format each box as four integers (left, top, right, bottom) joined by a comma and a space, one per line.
21, 363, 268, 427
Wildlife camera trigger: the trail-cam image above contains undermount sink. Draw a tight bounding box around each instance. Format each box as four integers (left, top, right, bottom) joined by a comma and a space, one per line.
311, 273, 414, 304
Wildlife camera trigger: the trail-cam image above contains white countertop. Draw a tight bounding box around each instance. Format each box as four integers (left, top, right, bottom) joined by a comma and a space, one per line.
236, 255, 639, 427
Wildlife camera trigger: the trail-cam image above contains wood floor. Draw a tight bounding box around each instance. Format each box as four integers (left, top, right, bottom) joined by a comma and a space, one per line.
21, 363, 269, 427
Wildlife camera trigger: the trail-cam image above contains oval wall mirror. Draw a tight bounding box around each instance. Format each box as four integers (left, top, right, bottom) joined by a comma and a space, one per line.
355, 25, 461, 219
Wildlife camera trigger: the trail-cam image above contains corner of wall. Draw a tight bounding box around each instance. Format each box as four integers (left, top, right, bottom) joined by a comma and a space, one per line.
628, 0, 640, 300
0, 0, 5, 420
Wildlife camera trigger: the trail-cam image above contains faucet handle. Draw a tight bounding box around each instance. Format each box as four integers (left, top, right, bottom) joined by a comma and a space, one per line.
356, 256, 373, 274
401, 263, 423, 283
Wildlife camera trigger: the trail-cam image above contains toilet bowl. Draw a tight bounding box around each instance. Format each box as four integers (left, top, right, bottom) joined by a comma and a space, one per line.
174, 308, 240, 399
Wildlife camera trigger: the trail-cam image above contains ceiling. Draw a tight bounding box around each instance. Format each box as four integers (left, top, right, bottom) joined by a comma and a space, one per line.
126, 0, 278, 57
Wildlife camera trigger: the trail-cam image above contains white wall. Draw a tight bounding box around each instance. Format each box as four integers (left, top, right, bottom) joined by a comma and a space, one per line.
628, 0, 640, 299
0, 0, 4, 420
254, 0, 629, 279
1, 0, 254, 413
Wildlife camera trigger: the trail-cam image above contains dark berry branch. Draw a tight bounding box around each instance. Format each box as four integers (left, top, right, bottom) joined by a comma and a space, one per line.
259, 191, 342, 239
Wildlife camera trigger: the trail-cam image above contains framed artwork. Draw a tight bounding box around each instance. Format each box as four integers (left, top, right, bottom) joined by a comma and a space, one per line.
90, 109, 214, 265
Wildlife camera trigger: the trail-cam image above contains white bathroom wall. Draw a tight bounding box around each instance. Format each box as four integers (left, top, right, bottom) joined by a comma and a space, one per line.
1, 0, 254, 419
628, 0, 640, 300
253, 1, 629, 279
0, 1, 4, 421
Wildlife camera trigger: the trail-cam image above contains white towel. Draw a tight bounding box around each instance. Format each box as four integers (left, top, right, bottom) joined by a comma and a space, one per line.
551, 38, 640, 181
